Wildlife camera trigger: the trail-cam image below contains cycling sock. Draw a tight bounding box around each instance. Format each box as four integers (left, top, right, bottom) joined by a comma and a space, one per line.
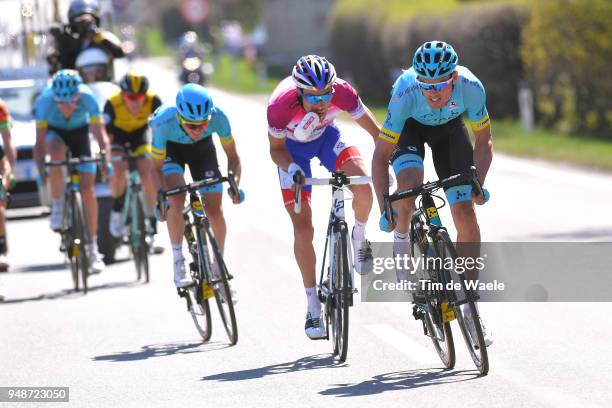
352, 220, 367, 241
172, 244, 184, 262
52, 199, 63, 210
88, 236, 99, 254
305, 286, 321, 317
394, 231, 409, 242
112, 193, 125, 212
0, 235, 7, 254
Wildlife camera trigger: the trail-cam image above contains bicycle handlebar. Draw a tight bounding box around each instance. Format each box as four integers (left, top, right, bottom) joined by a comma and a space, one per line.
44, 156, 104, 167
383, 166, 484, 224
159, 170, 239, 199
294, 171, 371, 214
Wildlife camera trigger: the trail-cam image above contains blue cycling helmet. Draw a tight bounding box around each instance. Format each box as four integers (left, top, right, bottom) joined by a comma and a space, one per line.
292, 55, 336, 92
51, 69, 82, 101
175, 83, 213, 122
412, 41, 458, 79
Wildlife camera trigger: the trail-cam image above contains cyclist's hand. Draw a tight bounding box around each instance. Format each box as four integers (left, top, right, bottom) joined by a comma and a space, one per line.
154, 198, 170, 222
288, 162, 305, 186
228, 188, 245, 204
379, 209, 397, 233
472, 187, 490, 205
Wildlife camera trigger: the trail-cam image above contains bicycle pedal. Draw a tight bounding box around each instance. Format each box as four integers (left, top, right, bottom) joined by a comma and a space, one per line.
412, 304, 425, 321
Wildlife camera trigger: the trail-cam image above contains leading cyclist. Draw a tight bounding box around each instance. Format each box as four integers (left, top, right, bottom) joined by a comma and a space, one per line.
33, 69, 111, 273
151, 84, 244, 288
267, 55, 380, 339
372, 41, 493, 346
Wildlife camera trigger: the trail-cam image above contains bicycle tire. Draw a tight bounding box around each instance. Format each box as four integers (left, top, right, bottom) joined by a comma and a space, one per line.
133, 192, 150, 283
65, 192, 79, 291
422, 238, 455, 369
435, 230, 489, 375
74, 193, 90, 295
184, 223, 213, 341
203, 226, 238, 346
330, 224, 350, 362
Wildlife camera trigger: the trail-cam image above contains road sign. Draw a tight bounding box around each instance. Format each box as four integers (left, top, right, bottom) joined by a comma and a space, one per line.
180, 0, 210, 26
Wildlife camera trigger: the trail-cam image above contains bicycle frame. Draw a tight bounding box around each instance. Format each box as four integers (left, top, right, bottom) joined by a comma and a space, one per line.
116, 156, 153, 246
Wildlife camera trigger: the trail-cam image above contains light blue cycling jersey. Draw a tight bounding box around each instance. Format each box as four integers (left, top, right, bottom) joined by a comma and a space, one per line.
149, 104, 233, 159
34, 84, 102, 130
379, 65, 490, 144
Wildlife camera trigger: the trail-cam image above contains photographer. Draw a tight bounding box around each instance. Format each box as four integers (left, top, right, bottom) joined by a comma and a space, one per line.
47, 0, 124, 74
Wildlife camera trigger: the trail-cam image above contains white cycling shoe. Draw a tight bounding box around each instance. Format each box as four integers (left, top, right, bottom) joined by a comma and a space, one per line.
90, 250, 106, 274
174, 258, 192, 288
109, 211, 125, 238
352, 236, 373, 275
305, 310, 326, 340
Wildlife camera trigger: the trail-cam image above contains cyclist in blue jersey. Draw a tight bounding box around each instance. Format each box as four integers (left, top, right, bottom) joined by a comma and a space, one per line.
151, 84, 244, 288
372, 41, 493, 346
33, 69, 111, 273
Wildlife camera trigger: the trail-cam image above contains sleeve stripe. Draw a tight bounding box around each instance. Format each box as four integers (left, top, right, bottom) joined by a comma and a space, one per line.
90, 115, 104, 124
378, 127, 400, 144
470, 115, 490, 131
36, 121, 48, 129
150, 147, 166, 159
219, 135, 234, 145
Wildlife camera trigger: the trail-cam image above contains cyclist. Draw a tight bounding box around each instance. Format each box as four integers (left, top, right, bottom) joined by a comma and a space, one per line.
267, 55, 379, 339
0, 98, 17, 272
372, 41, 493, 346
150, 84, 243, 288
33, 69, 111, 273
105, 71, 164, 253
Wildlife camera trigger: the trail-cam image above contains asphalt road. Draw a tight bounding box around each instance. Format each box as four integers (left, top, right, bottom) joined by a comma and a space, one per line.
1, 59, 611, 407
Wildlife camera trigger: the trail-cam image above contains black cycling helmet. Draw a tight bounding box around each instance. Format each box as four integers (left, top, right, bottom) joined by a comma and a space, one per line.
119, 71, 149, 94
68, 0, 101, 25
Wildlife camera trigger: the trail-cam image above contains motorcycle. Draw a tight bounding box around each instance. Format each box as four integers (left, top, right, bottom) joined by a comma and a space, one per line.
179, 51, 214, 85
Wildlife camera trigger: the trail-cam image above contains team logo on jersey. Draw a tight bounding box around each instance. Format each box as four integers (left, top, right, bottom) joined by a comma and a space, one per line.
449, 101, 456, 109
408, 146, 417, 152
205, 170, 215, 178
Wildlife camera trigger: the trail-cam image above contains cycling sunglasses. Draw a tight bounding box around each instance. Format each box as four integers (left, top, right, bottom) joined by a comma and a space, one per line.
54, 95, 80, 104
122, 92, 146, 102
416, 77, 454, 92
179, 115, 211, 130
301, 89, 334, 104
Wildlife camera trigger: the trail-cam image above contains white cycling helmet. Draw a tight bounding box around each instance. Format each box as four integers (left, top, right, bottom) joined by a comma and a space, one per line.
75, 47, 109, 68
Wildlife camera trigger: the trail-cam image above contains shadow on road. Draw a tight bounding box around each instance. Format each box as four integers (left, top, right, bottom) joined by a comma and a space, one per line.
11, 263, 66, 273
202, 354, 341, 382
319, 368, 479, 397
0, 281, 141, 304
93, 341, 229, 362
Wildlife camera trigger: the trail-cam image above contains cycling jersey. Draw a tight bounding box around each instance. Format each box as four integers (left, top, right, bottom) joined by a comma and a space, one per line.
267, 76, 366, 142
149, 104, 233, 160
0, 99, 9, 130
104, 90, 161, 155
104, 90, 162, 135
380, 65, 490, 144
34, 84, 103, 130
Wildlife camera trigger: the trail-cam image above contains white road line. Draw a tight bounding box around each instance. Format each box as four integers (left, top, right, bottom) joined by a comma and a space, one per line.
365, 323, 435, 365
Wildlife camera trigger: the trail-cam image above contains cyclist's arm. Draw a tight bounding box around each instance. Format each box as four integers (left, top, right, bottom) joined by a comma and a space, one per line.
152, 157, 166, 191
220, 139, 241, 186
268, 133, 292, 171
90, 122, 111, 156
0, 129, 16, 170
473, 124, 493, 186
33, 125, 48, 170
354, 106, 380, 143
372, 138, 395, 212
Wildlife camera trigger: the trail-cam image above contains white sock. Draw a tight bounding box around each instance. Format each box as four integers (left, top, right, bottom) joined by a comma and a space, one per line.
305, 287, 321, 317
353, 220, 367, 241
52, 199, 63, 210
172, 244, 184, 262
88, 236, 98, 254
394, 231, 409, 242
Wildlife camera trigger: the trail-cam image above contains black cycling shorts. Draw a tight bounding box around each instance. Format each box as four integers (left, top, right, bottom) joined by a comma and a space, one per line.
48, 125, 92, 158
162, 137, 222, 193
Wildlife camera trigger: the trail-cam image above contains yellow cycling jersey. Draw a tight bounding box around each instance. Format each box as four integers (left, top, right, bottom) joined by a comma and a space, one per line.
104, 90, 162, 135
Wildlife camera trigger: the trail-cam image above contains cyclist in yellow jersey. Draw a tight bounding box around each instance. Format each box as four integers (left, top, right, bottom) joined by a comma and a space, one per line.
104, 71, 163, 252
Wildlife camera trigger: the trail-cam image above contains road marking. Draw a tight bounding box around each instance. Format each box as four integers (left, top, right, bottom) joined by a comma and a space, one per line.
365, 323, 434, 365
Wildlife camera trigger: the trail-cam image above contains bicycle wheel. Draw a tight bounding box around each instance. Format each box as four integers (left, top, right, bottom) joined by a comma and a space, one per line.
435, 230, 488, 375
132, 192, 150, 283
73, 193, 90, 295
186, 280, 213, 341
65, 194, 79, 291
330, 225, 350, 362
203, 226, 238, 345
